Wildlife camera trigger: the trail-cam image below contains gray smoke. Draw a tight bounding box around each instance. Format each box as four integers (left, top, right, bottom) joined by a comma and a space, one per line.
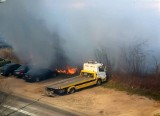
0, 0, 68, 68
0, 0, 160, 69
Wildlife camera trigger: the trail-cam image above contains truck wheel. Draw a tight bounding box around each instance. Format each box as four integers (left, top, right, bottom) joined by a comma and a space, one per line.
68, 87, 75, 94
96, 79, 102, 85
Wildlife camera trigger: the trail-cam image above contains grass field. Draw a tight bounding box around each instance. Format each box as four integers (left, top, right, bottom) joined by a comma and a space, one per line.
103, 74, 160, 101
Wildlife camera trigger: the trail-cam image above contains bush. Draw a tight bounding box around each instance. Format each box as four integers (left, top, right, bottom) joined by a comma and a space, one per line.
0, 48, 20, 63
104, 74, 160, 100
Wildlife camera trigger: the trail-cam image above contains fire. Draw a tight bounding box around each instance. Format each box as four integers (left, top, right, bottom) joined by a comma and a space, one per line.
56, 66, 78, 75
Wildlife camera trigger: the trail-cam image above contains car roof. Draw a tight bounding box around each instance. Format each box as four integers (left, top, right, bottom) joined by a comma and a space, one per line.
6, 63, 18, 66
26, 68, 52, 74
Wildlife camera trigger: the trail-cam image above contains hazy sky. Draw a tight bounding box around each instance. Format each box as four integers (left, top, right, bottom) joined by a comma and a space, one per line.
0, 0, 160, 67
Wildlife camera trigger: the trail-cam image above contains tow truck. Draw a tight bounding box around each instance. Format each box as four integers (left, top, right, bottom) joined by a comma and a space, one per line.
45, 61, 107, 95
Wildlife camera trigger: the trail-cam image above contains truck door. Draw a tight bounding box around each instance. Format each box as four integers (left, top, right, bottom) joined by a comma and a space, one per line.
97, 66, 106, 80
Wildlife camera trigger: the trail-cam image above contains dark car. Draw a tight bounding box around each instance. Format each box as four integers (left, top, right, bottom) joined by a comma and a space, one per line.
13, 65, 32, 78
24, 68, 57, 82
1, 63, 21, 76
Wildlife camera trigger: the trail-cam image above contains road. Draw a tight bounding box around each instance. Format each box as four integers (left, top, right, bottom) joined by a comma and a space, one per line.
1, 95, 80, 116
1, 77, 159, 116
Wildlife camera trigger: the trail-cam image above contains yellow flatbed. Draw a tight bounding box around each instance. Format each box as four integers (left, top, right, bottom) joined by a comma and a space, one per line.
45, 69, 107, 95
47, 76, 95, 89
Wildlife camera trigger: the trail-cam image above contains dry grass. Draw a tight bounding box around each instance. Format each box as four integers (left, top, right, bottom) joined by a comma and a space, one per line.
0, 48, 20, 63
104, 73, 160, 100
0, 78, 14, 115
112, 74, 160, 91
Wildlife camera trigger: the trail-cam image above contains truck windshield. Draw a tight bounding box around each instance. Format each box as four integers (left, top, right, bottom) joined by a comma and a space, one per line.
81, 72, 94, 78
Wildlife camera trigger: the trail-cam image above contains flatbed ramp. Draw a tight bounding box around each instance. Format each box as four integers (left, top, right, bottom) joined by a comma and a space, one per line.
47, 76, 93, 88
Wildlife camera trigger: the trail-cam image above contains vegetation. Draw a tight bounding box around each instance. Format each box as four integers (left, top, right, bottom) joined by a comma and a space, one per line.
95, 47, 113, 77
95, 41, 160, 101
103, 74, 160, 101
0, 48, 20, 63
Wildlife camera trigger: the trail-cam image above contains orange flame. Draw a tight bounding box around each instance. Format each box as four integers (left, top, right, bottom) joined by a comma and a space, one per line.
56, 66, 78, 75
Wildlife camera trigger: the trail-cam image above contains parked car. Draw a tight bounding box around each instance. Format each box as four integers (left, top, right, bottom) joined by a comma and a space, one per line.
1, 63, 21, 76
13, 65, 32, 78
0, 58, 11, 67
24, 68, 57, 82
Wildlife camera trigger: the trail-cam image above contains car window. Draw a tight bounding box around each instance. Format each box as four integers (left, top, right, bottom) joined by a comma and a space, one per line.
99, 66, 105, 72
3, 65, 8, 70
17, 65, 26, 70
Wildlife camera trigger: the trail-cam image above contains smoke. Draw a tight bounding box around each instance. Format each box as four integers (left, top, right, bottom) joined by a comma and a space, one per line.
0, 0, 160, 69
0, 0, 68, 68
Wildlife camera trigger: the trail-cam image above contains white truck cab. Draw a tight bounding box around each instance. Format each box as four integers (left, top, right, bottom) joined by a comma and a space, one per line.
83, 61, 107, 81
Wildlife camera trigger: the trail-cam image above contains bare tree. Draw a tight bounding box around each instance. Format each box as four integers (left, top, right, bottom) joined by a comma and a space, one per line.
120, 41, 149, 76
152, 56, 159, 76
94, 47, 113, 77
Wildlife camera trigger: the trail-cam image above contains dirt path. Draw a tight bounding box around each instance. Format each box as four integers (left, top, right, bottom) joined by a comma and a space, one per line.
1, 76, 160, 116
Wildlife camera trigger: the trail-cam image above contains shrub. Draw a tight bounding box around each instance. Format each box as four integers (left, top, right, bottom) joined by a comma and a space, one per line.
0, 48, 20, 63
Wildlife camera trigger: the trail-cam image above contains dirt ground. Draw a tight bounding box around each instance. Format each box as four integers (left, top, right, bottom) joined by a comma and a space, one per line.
1, 76, 160, 116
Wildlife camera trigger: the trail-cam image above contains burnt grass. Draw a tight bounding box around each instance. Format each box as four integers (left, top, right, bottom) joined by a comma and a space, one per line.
103, 74, 160, 101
